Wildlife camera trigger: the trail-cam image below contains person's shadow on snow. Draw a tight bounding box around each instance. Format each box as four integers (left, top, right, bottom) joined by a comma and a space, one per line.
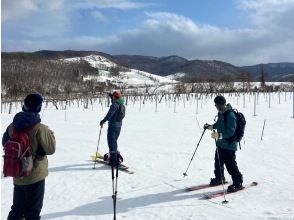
48, 163, 110, 172
42, 188, 205, 219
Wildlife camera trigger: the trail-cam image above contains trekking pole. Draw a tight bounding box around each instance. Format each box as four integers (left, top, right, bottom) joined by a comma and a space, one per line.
111, 151, 120, 220
214, 130, 228, 204
93, 126, 103, 169
183, 128, 206, 177
111, 158, 116, 220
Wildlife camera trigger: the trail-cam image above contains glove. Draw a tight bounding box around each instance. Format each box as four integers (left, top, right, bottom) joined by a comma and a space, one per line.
203, 123, 213, 130
100, 120, 106, 127
211, 132, 220, 140
36, 146, 46, 156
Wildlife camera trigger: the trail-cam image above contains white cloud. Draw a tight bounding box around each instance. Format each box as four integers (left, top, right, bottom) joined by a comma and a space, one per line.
73, 0, 153, 10
99, 10, 293, 65
2, 0, 38, 22
239, 0, 294, 27
2, 0, 294, 65
91, 11, 107, 22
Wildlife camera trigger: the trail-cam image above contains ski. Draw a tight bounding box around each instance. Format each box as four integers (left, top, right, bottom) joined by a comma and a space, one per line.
185, 181, 228, 192
91, 156, 134, 174
204, 181, 258, 199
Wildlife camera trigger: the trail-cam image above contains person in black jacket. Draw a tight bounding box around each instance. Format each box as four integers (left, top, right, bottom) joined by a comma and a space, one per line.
204, 95, 243, 192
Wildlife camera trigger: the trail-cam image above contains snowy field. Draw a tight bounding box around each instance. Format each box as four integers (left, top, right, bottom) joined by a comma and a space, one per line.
1, 92, 294, 220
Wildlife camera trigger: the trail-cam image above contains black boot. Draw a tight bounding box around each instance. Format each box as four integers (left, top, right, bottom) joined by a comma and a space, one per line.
210, 178, 226, 186
227, 183, 244, 192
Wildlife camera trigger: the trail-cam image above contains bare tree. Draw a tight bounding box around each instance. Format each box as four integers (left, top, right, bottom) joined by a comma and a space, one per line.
260, 64, 266, 91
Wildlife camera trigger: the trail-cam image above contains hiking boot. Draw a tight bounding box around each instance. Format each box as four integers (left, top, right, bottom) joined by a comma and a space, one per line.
210, 178, 226, 186
227, 183, 244, 192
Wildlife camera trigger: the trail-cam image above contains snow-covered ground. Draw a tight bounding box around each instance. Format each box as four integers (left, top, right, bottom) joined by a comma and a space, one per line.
1, 92, 294, 220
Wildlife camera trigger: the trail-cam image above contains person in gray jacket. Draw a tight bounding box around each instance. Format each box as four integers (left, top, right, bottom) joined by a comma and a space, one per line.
2, 93, 56, 220
204, 95, 243, 192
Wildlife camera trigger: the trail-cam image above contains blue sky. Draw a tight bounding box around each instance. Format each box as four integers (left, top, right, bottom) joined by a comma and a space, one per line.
2, 0, 294, 65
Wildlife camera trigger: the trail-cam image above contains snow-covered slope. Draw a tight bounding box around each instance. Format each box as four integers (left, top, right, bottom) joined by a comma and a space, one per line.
2, 92, 294, 220
165, 72, 187, 80
63, 55, 177, 87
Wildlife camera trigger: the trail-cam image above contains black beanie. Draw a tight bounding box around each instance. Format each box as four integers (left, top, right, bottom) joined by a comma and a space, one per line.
22, 93, 44, 113
214, 95, 226, 105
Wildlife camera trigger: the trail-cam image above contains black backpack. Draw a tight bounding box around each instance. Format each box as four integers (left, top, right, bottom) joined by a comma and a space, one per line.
223, 109, 246, 149
116, 105, 125, 121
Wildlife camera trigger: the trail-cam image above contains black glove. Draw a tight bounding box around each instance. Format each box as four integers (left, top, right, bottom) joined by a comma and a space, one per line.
203, 123, 213, 130
35, 146, 46, 160
36, 146, 46, 156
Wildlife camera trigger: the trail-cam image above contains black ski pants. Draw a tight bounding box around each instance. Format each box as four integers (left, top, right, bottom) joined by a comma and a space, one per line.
214, 147, 243, 185
8, 179, 45, 220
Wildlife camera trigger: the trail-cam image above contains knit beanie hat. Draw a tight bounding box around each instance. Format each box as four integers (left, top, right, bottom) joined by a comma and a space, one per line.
214, 95, 226, 106
109, 91, 122, 99
22, 93, 44, 113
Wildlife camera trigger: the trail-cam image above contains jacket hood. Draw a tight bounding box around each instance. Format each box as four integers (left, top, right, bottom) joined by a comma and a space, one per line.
13, 112, 41, 131
226, 103, 233, 111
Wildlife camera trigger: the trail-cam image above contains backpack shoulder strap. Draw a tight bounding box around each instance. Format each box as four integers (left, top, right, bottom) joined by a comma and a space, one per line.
223, 109, 233, 125
12, 123, 40, 135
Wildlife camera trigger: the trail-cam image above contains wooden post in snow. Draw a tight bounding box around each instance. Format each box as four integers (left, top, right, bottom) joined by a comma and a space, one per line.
292, 90, 294, 118
243, 93, 245, 108
196, 94, 199, 114
268, 92, 271, 108
253, 92, 257, 116
261, 119, 266, 140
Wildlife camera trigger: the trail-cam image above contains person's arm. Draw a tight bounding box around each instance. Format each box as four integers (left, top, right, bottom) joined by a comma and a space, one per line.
221, 112, 237, 139
2, 124, 12, 146
212, 113, 220, 130
2, 127, 10, 146
36, 125, 56, 155
101, 103, 119, 123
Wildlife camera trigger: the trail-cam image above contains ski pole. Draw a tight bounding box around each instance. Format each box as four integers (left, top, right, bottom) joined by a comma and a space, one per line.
183, 128, 206, 177
93, 126, 103, 169
114, 152, 120, 220
111, 151, 120, 220
214, 130, 228, 204
111, 157, 116, 220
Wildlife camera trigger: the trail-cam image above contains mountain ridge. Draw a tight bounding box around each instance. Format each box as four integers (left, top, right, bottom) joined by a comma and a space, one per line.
2, 50, 294, 82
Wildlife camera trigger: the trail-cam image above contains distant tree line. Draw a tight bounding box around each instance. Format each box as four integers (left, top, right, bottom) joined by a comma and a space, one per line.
1, 52, 292, 105
1, 53, 114, 102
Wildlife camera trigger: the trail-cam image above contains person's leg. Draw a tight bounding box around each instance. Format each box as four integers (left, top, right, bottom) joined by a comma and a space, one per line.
210, 147, 226, 185
8, 184, 26, 220
223, 149, 243, 185
24, 180, 45, 220
107, 127, 121, 152
108, 127, 121, 165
